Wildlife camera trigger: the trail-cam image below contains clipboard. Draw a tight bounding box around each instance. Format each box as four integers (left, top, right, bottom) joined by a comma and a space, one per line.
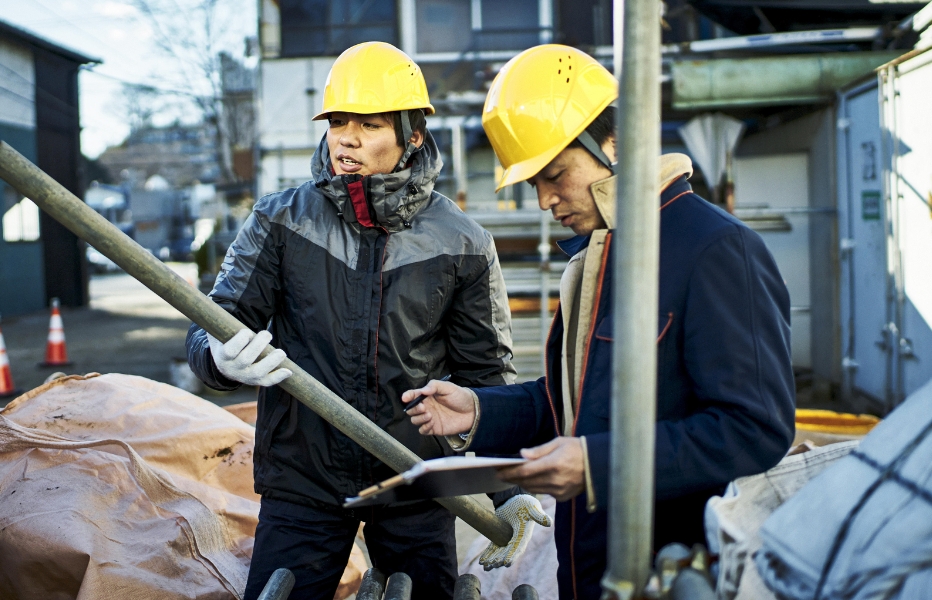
343, 456, 526, 508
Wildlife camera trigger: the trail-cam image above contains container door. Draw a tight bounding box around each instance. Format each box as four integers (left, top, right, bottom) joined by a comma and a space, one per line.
838, 84, 889, 404
888, 51, 932, 398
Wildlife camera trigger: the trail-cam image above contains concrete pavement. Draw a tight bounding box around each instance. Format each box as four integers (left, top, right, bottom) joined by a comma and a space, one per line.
0, 263, 257, 408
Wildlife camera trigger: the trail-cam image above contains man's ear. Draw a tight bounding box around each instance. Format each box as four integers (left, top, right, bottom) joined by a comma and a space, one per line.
409, 129, 425, 149
602, 135, 617, 164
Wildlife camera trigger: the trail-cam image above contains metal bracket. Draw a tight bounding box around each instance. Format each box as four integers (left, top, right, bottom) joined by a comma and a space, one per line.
839, 238, 856, 257
842, 356, 860, 370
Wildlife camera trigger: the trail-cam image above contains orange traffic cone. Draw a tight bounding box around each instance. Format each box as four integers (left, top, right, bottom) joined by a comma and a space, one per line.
40, 298, 72, 367
0, 315, 22, 398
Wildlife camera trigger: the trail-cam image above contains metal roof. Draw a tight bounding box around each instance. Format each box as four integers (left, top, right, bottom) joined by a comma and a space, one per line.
0, 19, 100, 65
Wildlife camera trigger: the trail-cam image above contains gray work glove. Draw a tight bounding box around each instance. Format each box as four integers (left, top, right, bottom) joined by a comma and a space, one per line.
207, 329, 293, 387
479, 494, 552, 570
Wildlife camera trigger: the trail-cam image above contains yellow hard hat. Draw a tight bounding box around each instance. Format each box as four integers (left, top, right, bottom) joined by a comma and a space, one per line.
482, 45, 617, 191
313, 42, 435, 120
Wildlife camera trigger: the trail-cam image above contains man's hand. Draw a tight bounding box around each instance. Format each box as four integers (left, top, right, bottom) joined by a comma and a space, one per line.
401, 380, 476, 435
479, 495, 552, 571
207, 329, 292, 387
496, 437, 585, 501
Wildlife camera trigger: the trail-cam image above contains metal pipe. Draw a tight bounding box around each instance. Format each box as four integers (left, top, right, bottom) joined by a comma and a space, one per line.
672, 52, 902, 110
0, 141, 513, 548
539, 206, 551, 367
453, 574, 481, 600
604, 0, 661, 597
512, 583, 539, 600
356, 568, 387, 600
384, 572, 413, 600
256, 568, 296, 600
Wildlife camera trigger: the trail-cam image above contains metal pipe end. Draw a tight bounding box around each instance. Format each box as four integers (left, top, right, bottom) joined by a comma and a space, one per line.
453, 573, 481, 600
384, 572, 414, 600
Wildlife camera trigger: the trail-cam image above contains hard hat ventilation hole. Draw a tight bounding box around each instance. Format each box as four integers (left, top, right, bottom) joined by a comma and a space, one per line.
558, 69, 561, 74
566, 78, 570, 83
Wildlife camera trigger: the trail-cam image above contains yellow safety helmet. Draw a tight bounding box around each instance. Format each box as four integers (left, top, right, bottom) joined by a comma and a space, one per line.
313, 42, 435, 120
482, 45, 618, 191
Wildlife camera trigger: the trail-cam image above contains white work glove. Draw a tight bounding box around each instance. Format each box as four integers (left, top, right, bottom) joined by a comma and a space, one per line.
479, 494, 553, 570
207, 329, 293, 387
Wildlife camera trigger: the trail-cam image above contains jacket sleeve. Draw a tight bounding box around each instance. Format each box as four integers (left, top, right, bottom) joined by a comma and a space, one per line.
186, 203, 283, 391
586, 227, 795, 507
467, 377, 559, 453
444, 230, 517, 388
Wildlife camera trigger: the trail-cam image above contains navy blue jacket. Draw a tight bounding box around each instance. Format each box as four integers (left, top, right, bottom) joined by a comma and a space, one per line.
469, 177, 796, 599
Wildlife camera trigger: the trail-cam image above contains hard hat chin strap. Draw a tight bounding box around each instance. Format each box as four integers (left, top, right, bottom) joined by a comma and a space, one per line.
396, 110, 419, 171
576, 130, 616, 174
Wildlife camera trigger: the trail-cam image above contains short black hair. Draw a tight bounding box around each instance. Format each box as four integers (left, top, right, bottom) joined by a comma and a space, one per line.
567, 105, 616, 150
391, 109, 428, 148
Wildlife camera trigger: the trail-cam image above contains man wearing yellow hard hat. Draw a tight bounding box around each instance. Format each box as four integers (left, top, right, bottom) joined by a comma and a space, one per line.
404, 45, 796, 598
186, 42, 528, 599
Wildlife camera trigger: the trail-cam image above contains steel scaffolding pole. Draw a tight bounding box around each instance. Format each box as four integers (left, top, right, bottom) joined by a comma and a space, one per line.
603, 0, 661, 597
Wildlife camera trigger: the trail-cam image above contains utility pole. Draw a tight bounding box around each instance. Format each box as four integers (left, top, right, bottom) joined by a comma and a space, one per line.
603, 0, 661, 597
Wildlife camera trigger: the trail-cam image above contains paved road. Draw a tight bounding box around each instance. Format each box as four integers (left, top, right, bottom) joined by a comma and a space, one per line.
0, 264, 256, 408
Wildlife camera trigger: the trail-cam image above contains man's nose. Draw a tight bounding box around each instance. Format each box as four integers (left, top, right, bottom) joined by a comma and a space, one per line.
537, 188, 559, 212
339, 122, 361, 147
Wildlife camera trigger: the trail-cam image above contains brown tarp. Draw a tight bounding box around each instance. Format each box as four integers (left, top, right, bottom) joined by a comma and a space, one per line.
0, 373, 364, 599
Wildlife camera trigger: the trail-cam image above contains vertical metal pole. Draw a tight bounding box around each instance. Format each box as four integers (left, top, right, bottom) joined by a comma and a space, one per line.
539, 207, 551, 371
604, 0, 660, 597
452, 122, 466, 194
539, 0, 554, 43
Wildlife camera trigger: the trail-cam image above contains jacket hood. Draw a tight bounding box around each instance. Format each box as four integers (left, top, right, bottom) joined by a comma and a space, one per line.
589, 153, 693, 229
310, 130, 444, 232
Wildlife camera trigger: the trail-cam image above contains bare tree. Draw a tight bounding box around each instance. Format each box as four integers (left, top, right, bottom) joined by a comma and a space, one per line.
127, 0, 255, 183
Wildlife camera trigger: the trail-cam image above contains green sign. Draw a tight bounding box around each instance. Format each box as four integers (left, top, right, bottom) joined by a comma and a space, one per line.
862, 191, 881, 221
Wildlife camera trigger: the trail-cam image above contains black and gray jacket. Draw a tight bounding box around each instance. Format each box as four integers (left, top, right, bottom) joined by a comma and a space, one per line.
187, 133, 516, 508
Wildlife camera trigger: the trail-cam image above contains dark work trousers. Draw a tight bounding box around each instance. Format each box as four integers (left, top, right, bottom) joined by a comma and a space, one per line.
243, 496, 458, 600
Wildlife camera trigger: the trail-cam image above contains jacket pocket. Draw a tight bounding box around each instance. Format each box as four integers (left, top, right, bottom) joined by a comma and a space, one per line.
595, 315, 613, 342
594, 312, 673, 343
256, 397, 290, 457
657, 311, 674, 343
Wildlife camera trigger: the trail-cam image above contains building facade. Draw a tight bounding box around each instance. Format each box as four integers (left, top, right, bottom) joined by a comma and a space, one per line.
0, 20, 97, 316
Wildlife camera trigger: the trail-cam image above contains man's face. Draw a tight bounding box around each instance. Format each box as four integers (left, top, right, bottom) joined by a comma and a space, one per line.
528, 139, 616, 236
327, 112, 405, 176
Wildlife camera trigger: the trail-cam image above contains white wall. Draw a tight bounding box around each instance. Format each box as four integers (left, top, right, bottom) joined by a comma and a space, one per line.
0, 38, 35, 129
257, 56, 334, 195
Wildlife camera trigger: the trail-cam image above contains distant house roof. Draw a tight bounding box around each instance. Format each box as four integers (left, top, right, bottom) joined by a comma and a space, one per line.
0, 19, 100, 65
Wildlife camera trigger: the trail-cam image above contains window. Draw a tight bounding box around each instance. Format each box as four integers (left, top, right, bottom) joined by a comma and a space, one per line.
280, 0, 398, 58
558, 0, 612, 47
478, 0, 540, 51
415, 0, 542, 54
416, 0, 472, 53
3, 198, 41, 242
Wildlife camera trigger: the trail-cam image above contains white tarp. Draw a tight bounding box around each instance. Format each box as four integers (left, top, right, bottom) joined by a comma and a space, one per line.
705, 441, 859, 600
756, 378, 932, 599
